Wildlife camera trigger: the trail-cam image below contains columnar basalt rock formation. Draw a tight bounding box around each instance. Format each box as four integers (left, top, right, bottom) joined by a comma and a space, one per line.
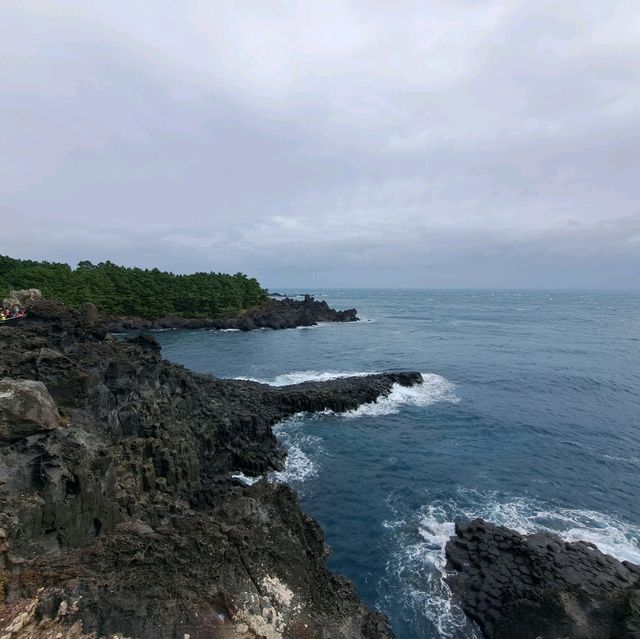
445, 518, 640, 639
0, 300, 416, 639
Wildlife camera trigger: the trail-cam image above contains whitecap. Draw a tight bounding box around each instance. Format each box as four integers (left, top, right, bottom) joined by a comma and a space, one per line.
342, 373, 459, 418
236, 370, 378, 386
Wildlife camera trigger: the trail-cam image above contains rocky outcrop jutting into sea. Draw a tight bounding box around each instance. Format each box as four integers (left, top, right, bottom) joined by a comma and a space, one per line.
0, 299, 418, 638
445, 518, 640, 639
100, 295, 359, 332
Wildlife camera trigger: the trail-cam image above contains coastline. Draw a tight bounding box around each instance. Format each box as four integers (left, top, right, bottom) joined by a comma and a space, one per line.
99, 295, 359, 333
1, 297, 639, 638
0, 299, 411, 638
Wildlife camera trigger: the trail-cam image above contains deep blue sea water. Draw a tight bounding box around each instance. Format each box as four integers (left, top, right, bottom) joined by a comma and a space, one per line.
153, 290, 640, 639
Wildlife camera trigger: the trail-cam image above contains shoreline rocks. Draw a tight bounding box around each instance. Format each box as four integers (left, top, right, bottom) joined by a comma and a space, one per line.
101, 295, 359, 332
445, 518, 640, 639
0, 300, 413, 638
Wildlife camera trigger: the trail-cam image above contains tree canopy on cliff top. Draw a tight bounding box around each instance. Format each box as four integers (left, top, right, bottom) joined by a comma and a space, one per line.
0, 255, 267, 319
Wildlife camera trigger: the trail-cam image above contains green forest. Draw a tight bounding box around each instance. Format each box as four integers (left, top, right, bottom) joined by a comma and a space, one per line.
0, 255, 267, 319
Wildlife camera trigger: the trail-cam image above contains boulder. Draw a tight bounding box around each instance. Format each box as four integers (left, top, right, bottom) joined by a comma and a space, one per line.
0, 377, 61, 441
79, 301, 99, 325
127, 333, 161, 352
445, 518, 640, 639
2, 288, 43, 310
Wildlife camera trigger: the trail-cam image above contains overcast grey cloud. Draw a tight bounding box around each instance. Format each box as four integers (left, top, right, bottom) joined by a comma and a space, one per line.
1, 1, 639, 287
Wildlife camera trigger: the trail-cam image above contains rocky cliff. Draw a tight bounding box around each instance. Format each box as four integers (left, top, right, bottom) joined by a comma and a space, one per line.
0, 300, 419, 638
445, 518, 640, 639
101, 295, 358, 332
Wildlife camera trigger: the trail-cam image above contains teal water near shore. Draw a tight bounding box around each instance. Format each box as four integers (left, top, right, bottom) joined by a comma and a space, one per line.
154, 289, 640, 638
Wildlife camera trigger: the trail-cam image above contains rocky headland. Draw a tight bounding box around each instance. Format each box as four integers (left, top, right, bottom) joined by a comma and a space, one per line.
0, 299, 417, 638
100, 295, 358, 332
445, 518, 640, 639
4, 297, 637, 639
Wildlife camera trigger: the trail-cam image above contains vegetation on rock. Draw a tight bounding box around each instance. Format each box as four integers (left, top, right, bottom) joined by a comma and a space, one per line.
0, 255, 266, 319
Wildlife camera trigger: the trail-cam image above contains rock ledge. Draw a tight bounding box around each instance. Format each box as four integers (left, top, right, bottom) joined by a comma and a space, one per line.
445, 518, 640, 639
0, 301, 412, 639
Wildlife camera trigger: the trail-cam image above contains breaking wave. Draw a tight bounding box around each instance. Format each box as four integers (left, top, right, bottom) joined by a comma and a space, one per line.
237, 370, 458, 418
270, 417, 323, 488
235, 369, 377, 386
342, 373, 458, 418
434, 491, 640, 564
265, 371, 459, 494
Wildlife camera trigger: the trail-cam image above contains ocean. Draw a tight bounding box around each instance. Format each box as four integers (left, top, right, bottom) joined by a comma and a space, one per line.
153, 289, 640, 639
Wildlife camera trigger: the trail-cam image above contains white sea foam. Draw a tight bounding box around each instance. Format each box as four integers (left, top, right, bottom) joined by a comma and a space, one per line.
413, 491, 640, 564
236, 370, 378, 386
408, 519, 472, 637
231, 472, 260, 486
263, 371, 458, 496
270, 419, 323, 485
271, 441, 317, 483
383, 504, 477, 638
342, 373, 458, 418
246, 370, 457, 412
457, 495, 640, 564
240, 370, 458, 418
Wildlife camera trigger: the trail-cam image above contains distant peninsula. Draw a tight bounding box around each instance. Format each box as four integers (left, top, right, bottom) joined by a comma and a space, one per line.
0, 255, 357, 331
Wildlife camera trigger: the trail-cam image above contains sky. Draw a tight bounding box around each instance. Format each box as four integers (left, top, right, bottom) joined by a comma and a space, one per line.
1, 1, 639, 288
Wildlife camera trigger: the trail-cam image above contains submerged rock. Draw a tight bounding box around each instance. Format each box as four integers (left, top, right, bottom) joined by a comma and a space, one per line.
0, 300, 410, 638
445, 518, 640, 639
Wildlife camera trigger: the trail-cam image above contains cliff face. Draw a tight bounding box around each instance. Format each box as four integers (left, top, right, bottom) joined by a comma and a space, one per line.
0, 301, 418, 638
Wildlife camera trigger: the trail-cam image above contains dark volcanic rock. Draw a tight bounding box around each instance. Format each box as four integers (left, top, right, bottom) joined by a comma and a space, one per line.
0, 300, 413, 638
0, 378, 62, 442
100, 295, 359, 332
445, 518, 640, 639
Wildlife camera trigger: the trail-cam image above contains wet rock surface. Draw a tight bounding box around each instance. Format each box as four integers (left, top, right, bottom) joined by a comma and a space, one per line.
0, 300, 412, 638
445, 518, 640, 639
101, 295, 359, 332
